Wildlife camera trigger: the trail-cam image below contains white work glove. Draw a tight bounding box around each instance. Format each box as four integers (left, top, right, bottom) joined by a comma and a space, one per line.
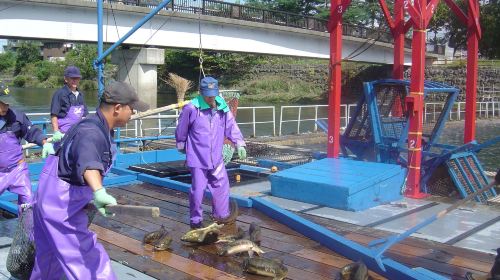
42, 142, 55, 158
93, 188, 117, 217
52, 131, 65, 142
237, 146, 247, 160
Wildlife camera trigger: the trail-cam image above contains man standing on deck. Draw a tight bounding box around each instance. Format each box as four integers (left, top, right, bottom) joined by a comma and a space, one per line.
30, 81, 149, 280
0, 81, 54, 214
175, 76, 247, 229
50, 66, 88, 142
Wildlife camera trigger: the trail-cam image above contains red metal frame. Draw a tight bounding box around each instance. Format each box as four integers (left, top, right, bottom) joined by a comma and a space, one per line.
327, 0, 351, 158
379, 0, 405, 116
328, 0, 480, 196
464, 0, 481, 143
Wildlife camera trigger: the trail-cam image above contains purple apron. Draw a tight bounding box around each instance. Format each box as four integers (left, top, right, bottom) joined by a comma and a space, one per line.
57, 105, 84, 133
30, 124, 117, 280
0, 131, 32, 214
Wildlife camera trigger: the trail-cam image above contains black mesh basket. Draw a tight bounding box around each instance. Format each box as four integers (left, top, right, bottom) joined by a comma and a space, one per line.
7, 205, 35, 280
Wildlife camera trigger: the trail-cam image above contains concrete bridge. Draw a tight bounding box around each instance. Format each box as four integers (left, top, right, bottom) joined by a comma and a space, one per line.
0, 0, 439, 106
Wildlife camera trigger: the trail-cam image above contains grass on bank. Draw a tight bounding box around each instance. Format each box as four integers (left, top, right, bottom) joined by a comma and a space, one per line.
237, 76, 326, 102
437, 59, 500, 68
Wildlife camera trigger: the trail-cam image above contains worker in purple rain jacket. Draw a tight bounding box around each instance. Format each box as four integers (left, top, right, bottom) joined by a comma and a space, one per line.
0, 81, 54, 215
30, 82, 149, 280
175, 76, 247, 229
50, 66, 88, 142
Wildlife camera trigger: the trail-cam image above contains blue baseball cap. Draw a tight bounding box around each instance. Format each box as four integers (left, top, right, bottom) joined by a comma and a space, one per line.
200, 77, 219, 97
64, 66, 82, 78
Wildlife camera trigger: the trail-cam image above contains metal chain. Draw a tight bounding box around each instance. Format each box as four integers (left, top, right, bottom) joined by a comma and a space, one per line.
198, 6, 206, 83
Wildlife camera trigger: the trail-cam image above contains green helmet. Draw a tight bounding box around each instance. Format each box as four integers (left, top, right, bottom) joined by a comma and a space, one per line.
0, 81, 9, 96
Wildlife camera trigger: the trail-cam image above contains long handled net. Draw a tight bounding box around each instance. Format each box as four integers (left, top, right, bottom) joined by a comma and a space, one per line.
7, 204, 35, 280
6, 203, 99, 280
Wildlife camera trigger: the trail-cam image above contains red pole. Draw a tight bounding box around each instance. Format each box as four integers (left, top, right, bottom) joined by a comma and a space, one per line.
404, 0, 428, 198
464, 0, 480, 143
327, 0, 343, 158
393, 0, 405, 80
391, 0, 405, 117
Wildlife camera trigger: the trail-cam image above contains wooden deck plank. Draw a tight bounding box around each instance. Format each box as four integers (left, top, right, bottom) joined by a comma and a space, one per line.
113, 185, 320, 248
292, 249, 386, 280
93, 213, 334, 280
123, 183, 304, 237
94, 216, 254, 278
101, 240, 199, 280
92, 224, 245, 280
107, 182, 492, 279
101, 188, 344, 279
301, 212, 495, 264
344, 232, 491, 273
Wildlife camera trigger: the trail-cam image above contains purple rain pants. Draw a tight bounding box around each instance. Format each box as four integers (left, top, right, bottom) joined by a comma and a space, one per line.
0, 131, 32, 214
57, 105, 85, 133
189, 162, 230, 224
30, 155, 116, 280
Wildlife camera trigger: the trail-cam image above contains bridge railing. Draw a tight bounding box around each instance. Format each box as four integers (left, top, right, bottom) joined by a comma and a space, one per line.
99, 0, 441, 52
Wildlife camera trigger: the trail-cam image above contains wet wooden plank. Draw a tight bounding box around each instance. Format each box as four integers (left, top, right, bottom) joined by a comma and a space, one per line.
292, 249, 386, 280
94, 214, 334, 280
302, 212, 494, 268
116, 184, 319, 246
119, 184, 481, 276
112, 186, 320, 249
301, 212, 495, 264
96, 192, 340, 279
344, 232, 491, 273
343, 233, 480, 279
91, 224, 245, 280
123, 183, 301, 236
94, 216, 257, 279
101, 240, 198, 280
107, 183, 486, 279
300, 213, 487, 279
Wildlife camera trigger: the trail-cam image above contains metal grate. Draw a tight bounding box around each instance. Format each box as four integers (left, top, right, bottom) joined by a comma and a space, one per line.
425, 164, 460, 198
373, 84, 407, 140
233, 142, 313, 166
347, 103, 372, 140
446, 153, 496, 202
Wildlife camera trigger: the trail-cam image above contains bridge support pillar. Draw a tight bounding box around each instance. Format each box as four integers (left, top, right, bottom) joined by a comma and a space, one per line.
111, 48, 164, 108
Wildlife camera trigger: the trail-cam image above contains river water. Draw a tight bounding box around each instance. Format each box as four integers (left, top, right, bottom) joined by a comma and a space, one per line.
4, 87, 499, 171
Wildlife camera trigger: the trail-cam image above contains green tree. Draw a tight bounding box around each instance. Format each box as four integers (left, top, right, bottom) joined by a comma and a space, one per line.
314, 0, 385, 27
436, 0, 500, 58
479, 0, 500, 58
428, 2, 448, 39
14, 41, 42, 75
159, 49, 262, 87
35, 60, 57, 82
65, 44, 97, 79
0, 51, 16, 73
246, 0, 324, 16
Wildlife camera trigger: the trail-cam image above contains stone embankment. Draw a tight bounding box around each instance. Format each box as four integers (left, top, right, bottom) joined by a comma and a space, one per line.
243, 63, 500, 102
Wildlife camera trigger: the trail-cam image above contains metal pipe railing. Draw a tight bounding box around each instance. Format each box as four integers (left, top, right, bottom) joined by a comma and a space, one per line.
23, 100, 500, 149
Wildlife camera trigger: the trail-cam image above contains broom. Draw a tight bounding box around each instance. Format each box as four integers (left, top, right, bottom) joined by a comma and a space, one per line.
160, 73, 193, 104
